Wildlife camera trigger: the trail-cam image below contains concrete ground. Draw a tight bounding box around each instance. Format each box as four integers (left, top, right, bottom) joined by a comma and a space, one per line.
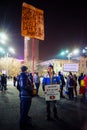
0, 80, 87, 130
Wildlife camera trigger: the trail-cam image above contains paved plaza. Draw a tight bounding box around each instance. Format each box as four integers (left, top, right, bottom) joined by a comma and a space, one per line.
0, 80, 87, 130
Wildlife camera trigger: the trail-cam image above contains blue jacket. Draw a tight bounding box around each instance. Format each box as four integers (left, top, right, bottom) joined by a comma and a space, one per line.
42, 73, 60, 91
17, 72, 33, 98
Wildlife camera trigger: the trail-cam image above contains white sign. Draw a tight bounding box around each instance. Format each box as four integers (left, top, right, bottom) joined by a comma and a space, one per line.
63, 63, 78, 72
45, 85, 60, 101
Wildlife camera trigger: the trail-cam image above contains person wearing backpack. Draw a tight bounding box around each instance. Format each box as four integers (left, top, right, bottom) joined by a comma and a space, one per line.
17, 66, 33, 130
33, 72, 40, 96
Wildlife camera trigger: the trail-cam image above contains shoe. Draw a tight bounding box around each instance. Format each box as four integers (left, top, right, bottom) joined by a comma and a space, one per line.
27, 116, 32, 120
54, 115, 59, 120
60, 96, 65, 98
26, 122, 34, 129
46, 116, 54, 121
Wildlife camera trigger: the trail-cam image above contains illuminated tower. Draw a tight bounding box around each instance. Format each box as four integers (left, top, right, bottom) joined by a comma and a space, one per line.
24, 37, 39, 65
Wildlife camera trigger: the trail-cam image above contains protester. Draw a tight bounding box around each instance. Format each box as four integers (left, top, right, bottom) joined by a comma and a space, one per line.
17, 65, 33, 130
73, 74, 77, 98
83, 74, 87, 103
66, 72, 74, 100
78, 73, 85, 96
42, 64, 60, 121
1, 73, 7, 92
34, 72, 40, 95
13, 76, 17, 86
58, 71, 65, 98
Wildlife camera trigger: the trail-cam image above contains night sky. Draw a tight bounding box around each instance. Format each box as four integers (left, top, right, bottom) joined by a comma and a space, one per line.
0, 1, 87, 60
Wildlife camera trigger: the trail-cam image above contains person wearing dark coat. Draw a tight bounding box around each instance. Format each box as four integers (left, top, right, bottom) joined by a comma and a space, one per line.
58, 71, 65, 98
1, 74, 7, 92
17, 66, 33, 130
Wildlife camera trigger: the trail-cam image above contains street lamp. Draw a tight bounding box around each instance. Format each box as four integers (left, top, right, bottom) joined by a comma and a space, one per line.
60, 50, 69, 57
8, 47, 15, 54
72, 49, 80, 55
67, 49, 80, 63
67, 53, 72, 63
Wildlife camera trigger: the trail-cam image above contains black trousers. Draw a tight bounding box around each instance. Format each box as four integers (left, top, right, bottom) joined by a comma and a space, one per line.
68, 88, 74, 99
46, 100, 57, 117
20, 97, 32, 130
60, 85, 64, 97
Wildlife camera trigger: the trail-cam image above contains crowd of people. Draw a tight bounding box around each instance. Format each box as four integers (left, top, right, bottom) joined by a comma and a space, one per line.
1, 65, 87, 130
14, 65, 87, 130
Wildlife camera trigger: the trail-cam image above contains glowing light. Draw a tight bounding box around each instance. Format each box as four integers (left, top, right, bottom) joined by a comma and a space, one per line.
0, 47, 5, 54
0, 32, 7, 44
73, 49, 79, 55
8, 47, 15, 54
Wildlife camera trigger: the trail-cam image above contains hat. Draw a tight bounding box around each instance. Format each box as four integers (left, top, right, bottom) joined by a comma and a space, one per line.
21, 66, 28, 72
48, 64, 53, 69
58, 71, 61, 75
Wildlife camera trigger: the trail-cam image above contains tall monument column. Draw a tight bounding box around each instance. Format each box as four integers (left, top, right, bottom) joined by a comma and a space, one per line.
24, 37, 39, 63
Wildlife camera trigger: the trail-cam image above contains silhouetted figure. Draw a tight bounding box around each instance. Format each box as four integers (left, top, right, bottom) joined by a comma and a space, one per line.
1, 74, 7, 92
13, 76, 17, 86
17, 66, 33, 130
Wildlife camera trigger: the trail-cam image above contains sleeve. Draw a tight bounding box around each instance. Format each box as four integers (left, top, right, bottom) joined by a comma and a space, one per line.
57, 76, 61, 84
16, 75, 20, 91
42, 77, 46, 91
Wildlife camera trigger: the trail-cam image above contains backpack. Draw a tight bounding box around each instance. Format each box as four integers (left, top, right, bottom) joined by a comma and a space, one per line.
17, 73, 34, 97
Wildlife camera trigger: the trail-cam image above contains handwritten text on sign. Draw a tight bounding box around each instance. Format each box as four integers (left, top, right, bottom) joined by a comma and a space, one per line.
45, 85, 60, 101
21, 3, 44, 40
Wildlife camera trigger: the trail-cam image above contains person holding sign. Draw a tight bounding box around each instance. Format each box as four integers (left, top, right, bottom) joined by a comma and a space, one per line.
42, 64, 60, 121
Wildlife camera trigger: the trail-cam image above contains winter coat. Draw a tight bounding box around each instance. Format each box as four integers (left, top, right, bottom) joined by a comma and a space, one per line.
42, 73, 60, 91
17, 72, 33, 98
84, 75, 87, 88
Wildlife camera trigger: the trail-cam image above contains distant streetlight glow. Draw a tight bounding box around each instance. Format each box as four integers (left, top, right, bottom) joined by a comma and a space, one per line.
0, 47, 5, 54
65, 50, 69, 53
60, 52, 65, 55
8, 47, 15, 54
0, 47, 15, 55
73, 49, 79, 55
0, 32, 7, 44
67, 53, 72, 57
82, 49, 86, 53
67, 49, 79, 63
60, 50, 69, 56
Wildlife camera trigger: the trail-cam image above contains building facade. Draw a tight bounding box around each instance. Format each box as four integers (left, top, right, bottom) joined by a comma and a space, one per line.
38, 57, 87, 76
